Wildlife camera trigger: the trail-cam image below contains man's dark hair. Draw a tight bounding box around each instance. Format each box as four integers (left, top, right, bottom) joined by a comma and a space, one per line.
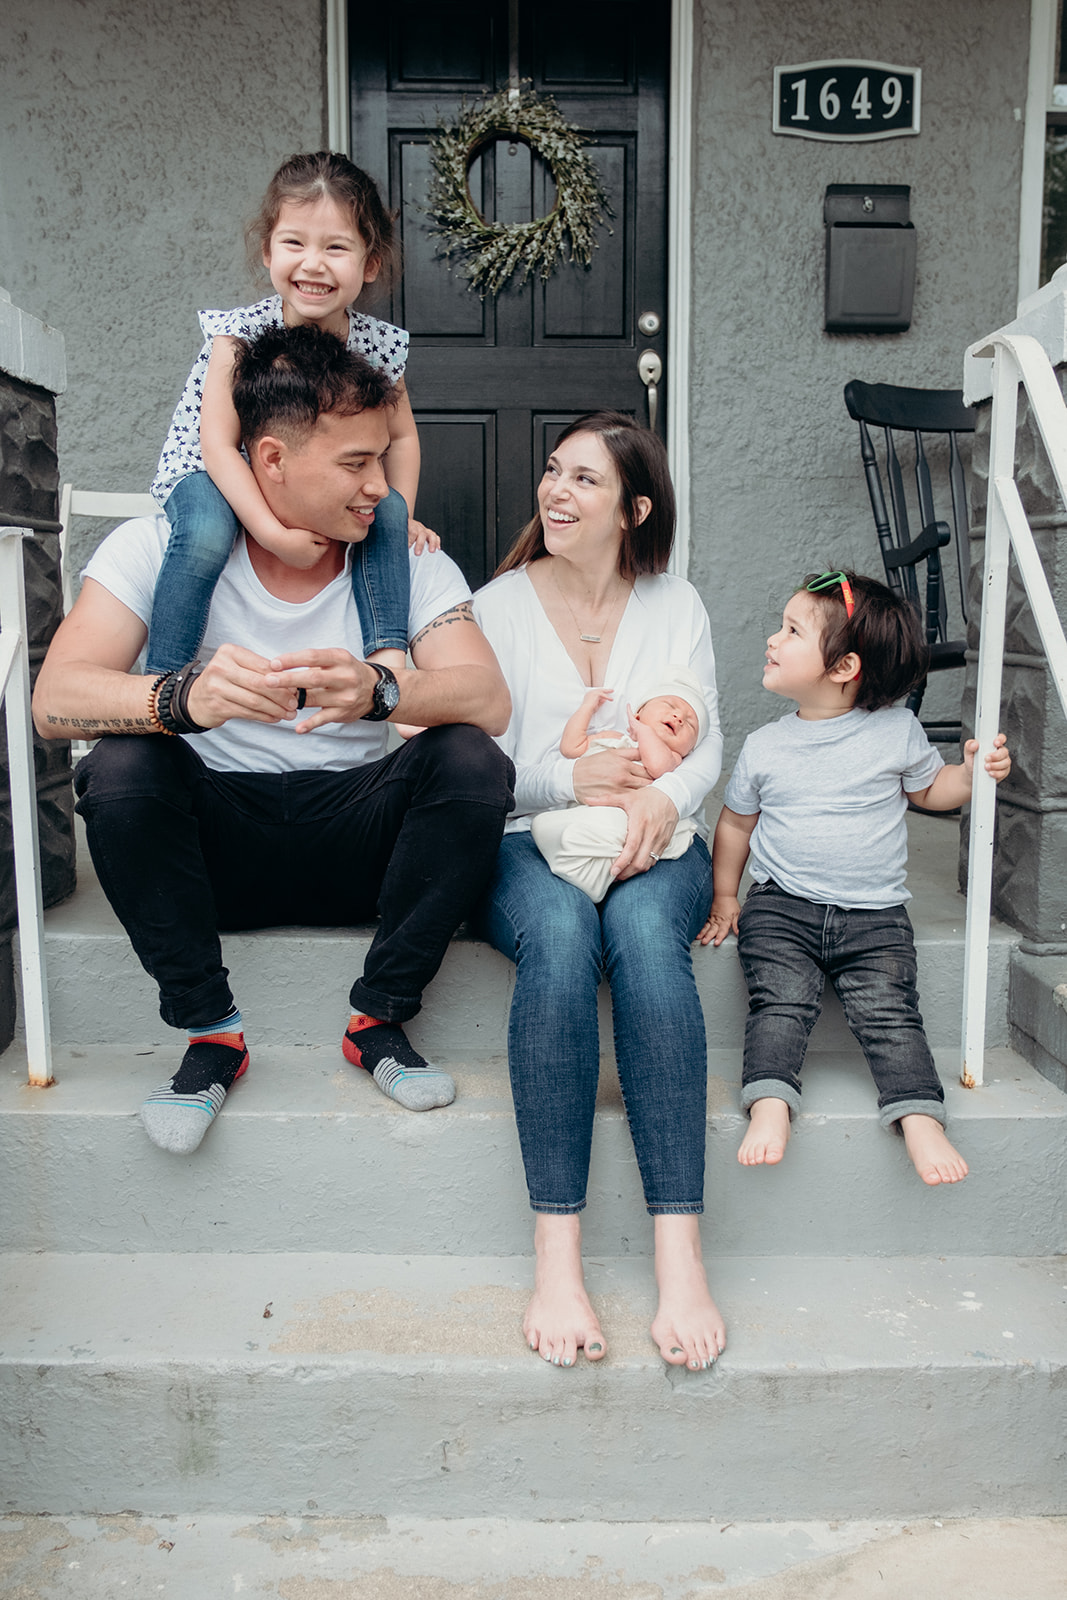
231, 323, 398, 446
802, 569, 929, 711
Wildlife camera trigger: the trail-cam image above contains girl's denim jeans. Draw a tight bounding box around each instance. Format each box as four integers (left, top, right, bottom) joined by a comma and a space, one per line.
474, 830, 712, 1215
147, 474, 412, 673
736, 880, 946, 1129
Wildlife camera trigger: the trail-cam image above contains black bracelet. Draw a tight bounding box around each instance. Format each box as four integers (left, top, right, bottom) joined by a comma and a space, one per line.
155, 661, 209, 735
173, 660, 209, 733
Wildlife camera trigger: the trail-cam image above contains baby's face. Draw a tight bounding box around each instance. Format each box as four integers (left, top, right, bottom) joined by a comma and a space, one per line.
635, 695, 700, 757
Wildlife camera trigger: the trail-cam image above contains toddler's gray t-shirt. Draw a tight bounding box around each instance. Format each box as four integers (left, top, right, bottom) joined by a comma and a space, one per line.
724, 706, 943, 908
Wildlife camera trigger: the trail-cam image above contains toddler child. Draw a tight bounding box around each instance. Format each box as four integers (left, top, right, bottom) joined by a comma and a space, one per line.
700, 570, 1011, 1186
532, 665, 709, 902
147, 150, 436, 678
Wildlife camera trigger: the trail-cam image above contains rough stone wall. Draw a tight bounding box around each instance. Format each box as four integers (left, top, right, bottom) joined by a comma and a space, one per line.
0, 0, 323, 587
963, 380, 1067, 947
0, 374, 72, 1051
690, 0, 1028, 764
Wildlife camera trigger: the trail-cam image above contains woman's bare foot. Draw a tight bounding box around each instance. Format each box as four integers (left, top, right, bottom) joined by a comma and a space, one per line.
523, 1213, 607, 1367
900, 1113, 969, 1185
738, 1097, 791, 1165
650, 1214, 726, 1371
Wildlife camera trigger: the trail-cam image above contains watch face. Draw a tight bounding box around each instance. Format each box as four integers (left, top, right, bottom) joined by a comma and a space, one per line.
364, 663, 401, 720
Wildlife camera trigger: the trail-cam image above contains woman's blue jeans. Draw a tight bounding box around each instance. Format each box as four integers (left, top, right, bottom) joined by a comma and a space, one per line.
474, 831, 712, 1215
147, 473, 412, 673
736, 880, 946, 1129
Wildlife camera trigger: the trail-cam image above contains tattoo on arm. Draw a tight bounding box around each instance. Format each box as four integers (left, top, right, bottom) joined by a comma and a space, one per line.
409, 601, 475, 653
45, 713, 156, 736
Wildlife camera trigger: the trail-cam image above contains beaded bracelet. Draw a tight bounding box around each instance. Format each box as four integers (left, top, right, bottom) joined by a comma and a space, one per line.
156, 660, 209, 736
147, 671, 177, 737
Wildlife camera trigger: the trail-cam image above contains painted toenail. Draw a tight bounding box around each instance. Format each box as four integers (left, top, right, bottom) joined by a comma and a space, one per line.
562, 1357, 572, 1366
589, 1342, 602, 1353
542, 1351, 552, 1362
671, 1347, 684, 1355
529, 1340, 538, 1350
552, 1355, 560, 1366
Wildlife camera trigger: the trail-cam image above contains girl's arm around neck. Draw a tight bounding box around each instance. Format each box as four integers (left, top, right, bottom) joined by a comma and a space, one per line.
200, 335, 324, 564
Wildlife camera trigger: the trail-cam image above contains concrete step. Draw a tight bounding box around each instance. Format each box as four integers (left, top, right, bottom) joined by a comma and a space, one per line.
19, 813, 1015, 1052
6, 1511, 1067, 1600
1, 1249, 1064, 1521
2, 1040, 1063, 1259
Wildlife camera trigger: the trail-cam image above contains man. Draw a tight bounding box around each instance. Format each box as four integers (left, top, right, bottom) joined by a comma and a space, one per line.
34, 324, 513, 1153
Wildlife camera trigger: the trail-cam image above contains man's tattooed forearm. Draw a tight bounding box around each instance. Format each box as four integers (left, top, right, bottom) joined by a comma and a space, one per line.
45, 713, 155, 735
409, 601, 474, 652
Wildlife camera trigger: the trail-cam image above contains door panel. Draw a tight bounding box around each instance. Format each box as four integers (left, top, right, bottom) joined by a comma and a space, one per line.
351, 0, 668, 586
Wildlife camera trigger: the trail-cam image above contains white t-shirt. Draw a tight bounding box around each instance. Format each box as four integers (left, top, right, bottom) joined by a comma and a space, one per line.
473, 566, 722, 835
83, 515, 469, 775
724, 706, 944, 908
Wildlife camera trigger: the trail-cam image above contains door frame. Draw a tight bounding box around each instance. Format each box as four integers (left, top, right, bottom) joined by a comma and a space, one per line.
325, 0, 694, 577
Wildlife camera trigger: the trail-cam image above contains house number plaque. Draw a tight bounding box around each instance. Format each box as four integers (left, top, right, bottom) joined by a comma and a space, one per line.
773, 60, 921, 142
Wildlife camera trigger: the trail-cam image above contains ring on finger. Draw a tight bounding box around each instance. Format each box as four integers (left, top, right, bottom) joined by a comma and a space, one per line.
649, 851, 660, 862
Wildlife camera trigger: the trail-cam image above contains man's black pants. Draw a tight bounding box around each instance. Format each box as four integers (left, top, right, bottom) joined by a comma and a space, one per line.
74, 726, 515, 1030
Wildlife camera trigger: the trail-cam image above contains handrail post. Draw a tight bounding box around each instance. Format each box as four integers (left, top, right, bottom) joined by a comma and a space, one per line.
0, 526, 54, 1086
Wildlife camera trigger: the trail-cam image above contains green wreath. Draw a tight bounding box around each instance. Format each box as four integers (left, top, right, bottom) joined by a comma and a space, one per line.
426, 86, 612, 297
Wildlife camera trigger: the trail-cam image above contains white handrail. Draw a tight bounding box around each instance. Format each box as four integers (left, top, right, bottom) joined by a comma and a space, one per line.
962, 332, 1067, 1087
0, 526, 53, 1086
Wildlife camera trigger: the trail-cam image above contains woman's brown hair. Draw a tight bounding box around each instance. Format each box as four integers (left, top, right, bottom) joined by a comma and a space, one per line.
496, 411, 676, 580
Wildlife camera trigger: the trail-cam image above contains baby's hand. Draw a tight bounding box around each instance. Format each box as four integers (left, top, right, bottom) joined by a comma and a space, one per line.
697, 895, 741, 947
963, 732, 1011, 784
408, 518, 441, 555
581, 686, 615, 712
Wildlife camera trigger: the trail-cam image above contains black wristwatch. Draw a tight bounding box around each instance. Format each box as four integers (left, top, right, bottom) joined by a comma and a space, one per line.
361, 661, 400, 721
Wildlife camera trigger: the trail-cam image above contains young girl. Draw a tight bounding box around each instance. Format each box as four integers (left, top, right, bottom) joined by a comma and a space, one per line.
701, 570, 1011, 1187
147, 150, 435, 676
530, 668, 710, 902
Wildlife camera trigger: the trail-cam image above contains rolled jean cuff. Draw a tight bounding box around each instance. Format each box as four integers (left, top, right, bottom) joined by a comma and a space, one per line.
740, 1079, 801, 1119
530, 1198, 587, 1216
159, 971, 235, 1031
646, 1201, 704, 1216
348, 979, 421, 1025
880, 1096, 947, 1133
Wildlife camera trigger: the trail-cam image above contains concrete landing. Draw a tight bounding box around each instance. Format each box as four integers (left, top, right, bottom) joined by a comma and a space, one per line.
1, 1251, 1064, 1519
1, 1043, 1063, 1258
3, 1512, 1067, 1600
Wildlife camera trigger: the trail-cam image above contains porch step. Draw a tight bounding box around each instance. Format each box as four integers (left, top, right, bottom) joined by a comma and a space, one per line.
1, 1249, 1064, 1521
2, 1041, 1064, 1259
21, 813, 1015, 1051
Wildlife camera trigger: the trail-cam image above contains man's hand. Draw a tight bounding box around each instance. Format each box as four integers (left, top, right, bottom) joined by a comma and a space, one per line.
605, 785, 679, 882
187, 643, 304, 728
263, 648, 380, 732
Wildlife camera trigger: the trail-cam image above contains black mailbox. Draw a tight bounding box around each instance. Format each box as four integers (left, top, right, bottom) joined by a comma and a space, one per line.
824, 184, 915, 334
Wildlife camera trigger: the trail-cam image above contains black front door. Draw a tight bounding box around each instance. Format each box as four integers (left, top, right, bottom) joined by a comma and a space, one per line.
350, 0, 670, 586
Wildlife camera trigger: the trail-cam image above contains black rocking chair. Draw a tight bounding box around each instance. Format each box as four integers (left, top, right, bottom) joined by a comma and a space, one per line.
843, 379, 976, 738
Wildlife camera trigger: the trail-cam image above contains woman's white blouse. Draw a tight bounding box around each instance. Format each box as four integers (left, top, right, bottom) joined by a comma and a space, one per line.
473, 566, 723, 835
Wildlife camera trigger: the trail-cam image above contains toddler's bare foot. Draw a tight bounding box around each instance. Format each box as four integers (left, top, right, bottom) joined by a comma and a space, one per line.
900, 1113, 969, 1185
738, 1096, 791, 1165
650, 1215, 726, 1371
523, 1214, 606, 1367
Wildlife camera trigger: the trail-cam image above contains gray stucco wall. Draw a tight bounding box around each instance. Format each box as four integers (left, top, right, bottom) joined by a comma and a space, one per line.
1, 0, 1031, 771
690, 0, 1029, 762
0, 0, 324, 580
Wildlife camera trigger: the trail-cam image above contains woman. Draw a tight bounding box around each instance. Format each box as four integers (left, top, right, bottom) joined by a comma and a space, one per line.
473, 412, 726, 1371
